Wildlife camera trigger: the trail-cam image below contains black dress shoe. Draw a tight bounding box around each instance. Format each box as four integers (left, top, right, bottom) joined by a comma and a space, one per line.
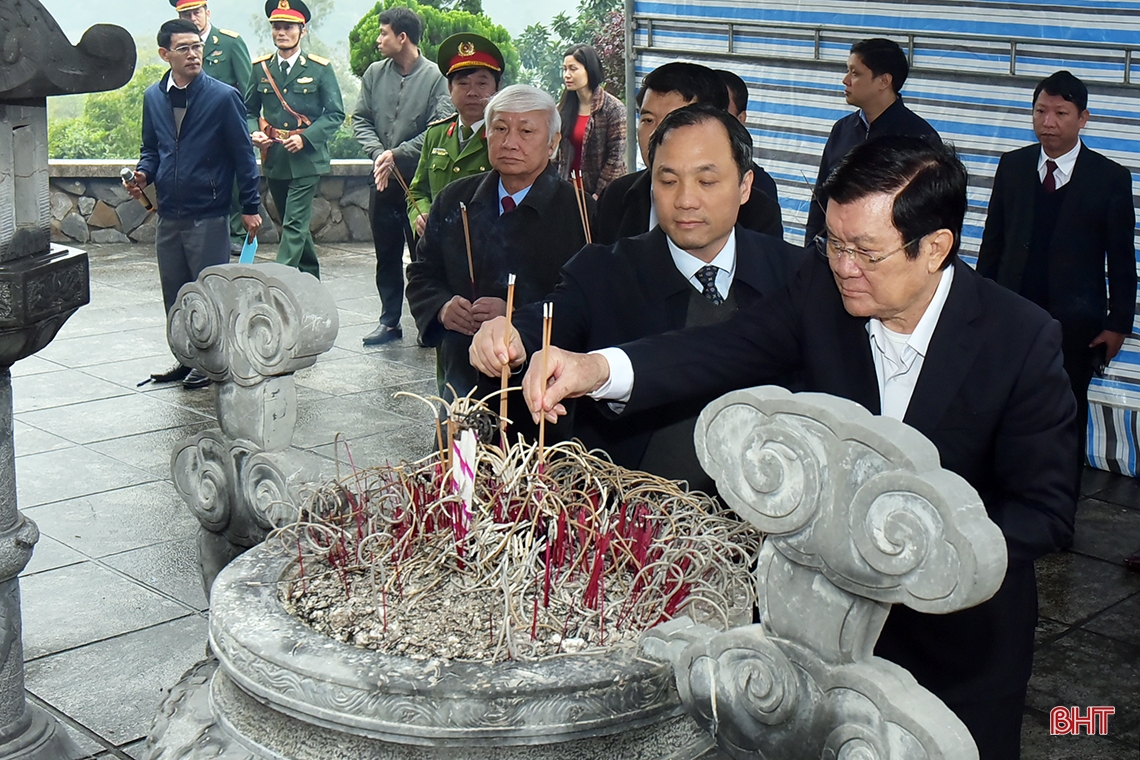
150, 363, 192, 383
1125, 549, 1140, 572
182, 368, 212, 389
362, 323, 402, 346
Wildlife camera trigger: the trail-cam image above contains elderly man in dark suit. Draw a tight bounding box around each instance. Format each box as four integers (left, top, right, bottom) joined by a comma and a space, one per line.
406, 84, 592, 411
594, 62, 783, 244
470, 105, 801, 490
977, 70, 1136, 465
520, 136, 1077, 760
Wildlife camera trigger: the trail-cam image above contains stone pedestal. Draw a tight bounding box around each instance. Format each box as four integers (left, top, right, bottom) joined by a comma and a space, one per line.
0, 2, 135, 757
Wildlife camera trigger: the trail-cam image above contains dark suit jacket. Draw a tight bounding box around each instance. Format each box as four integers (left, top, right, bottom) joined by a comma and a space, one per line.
512, 226, 803, 471
593, 165, 783, 245
406, 164, 592, 401
976, 141, 1136, 341
617, 255, 1077, 705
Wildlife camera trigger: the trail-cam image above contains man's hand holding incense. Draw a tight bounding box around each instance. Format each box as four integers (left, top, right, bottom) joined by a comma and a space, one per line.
522, 346, 611, 424
439, 296, 478, 335
471, 297, 507, 325
470, 316, 526, 376
373, 149, 394, 191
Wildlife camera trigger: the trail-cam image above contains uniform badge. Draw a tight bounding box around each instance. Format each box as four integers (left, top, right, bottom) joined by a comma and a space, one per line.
297, 76, 313, 83
279, 0, 290, 9
458, 41, 475, 57
211, 49, 222, 56
432, 148, 448, 155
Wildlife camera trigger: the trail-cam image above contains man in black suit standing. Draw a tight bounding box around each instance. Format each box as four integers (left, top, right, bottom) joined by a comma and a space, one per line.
594, 62, 783, 244
804, 38, 939, 244
522, 136, 1077, 760
470, 105, 799, 490
978, 70, 1136, 462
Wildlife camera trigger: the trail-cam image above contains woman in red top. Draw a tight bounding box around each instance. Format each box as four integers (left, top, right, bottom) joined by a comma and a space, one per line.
555, 44, 626, 196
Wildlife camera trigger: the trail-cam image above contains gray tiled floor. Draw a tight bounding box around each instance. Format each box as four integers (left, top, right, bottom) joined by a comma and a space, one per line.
12, 242, 1140, 758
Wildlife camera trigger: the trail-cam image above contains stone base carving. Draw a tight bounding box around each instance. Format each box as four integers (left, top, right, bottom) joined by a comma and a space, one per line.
0, 705, 82, 759
145, 544, 718, 760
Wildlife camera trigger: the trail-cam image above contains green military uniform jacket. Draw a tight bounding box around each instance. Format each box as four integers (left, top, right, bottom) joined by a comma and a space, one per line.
406, 113, 491, 228
246, 51, 345, 180
202, 26, 252, 97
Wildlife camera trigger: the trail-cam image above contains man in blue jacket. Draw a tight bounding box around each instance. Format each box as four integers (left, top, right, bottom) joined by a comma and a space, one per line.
127, 18, 262, 389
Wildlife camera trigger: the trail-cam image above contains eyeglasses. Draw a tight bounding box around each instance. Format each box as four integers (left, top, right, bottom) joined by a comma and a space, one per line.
169, 43, 204, 56
813, 234, 924, 270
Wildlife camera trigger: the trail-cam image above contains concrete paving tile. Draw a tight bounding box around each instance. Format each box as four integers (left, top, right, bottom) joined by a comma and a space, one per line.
360, 342, 437, 375
15, 447, 156, 508
11, 369, 132, 414
293, 354, 431, 396
1083, 592, 1140, 649
307, 419, 435, 469
87, 422, 214, 480
1021, 708, 1137, 760
331, 312, 419, 355
21, 562, 192, 658
53, 304, 166, 341
22, 535, 87, 577
351, 377, 443, 423
1071, 498, 1140, 565
1089, 475, 1140, 512
290, 394, 408, 449
26, 693, 112, 758
74, 357, 184, 393
25, 615, 208, 746
1027, 629, 1140, 743
23, 481, 197, 558
120, 738, 147, 759
86, 281, 156, 308
34, 330, 170, 370
103, 538, 208, 612
14, 421, 75, 456
10, 355, 68, 378
1035, 616, 1071, 647
17, 394, 212, 445
1079, 466, 1118, 498
321, 276, 380, 303
1036, 551, 1140, 625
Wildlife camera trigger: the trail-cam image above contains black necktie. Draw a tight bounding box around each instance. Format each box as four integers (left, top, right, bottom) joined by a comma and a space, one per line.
1043, 159, 1058, 193
280, 60, 290, 78
695, 265, 723, 305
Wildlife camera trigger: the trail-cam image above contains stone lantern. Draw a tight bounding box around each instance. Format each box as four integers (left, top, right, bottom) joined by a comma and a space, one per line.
0, 1, 135, 756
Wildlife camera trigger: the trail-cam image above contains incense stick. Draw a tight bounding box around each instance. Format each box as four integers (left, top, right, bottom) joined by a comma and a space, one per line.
538, 301, 553, 459
572, 171, 592, 245
459, 201, 475, 297
392, 164, 429, 221
499, 273, 516, 446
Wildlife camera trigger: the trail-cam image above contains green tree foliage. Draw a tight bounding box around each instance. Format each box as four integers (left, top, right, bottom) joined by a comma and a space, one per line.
48, 64, 167, 159
348, 0, 518, 83
516, 0, 625, 100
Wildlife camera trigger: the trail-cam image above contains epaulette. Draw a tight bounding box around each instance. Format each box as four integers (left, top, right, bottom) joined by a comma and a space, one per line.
252, 53, 274, 64
428, 112, 459, 127
219, 28, 240, 38
307, 54, 330, 66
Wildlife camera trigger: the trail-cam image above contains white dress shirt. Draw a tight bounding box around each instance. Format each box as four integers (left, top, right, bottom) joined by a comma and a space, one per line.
867, 265, 954, 420
1038, 140, 1081, 190
276, 49, 302, 73
591, 259, 957, 417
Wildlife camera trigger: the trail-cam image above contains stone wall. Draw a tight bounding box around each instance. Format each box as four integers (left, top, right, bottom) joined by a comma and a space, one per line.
48, 160, 376, 246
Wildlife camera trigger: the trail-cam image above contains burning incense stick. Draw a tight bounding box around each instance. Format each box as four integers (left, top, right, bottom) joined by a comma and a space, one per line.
499, 273, 516, 444
459, 201, 475, 296
538, 301, 553, 459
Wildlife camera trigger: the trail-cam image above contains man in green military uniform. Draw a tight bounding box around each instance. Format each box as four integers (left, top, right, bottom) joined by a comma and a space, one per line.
247, 0, 344, 277
407, 33, 505, 236
171, 0, 255, 255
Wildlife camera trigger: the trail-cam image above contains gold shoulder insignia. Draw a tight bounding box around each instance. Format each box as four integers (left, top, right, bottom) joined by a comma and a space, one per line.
252, 53, 274, 64
219, 28, 240, 38
428, 111, 459, 127
307, 54, 330, 65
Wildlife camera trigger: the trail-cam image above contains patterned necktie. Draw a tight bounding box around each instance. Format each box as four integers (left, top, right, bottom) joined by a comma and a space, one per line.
1043, 159, 1058, 192
501, 196, 516, 214
695, 265, 724, 305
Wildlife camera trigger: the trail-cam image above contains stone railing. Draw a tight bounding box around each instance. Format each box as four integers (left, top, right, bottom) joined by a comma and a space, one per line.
48, 159, 376, 246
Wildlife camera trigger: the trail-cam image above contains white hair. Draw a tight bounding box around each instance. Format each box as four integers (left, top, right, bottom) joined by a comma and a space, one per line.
484, 84, 561, 142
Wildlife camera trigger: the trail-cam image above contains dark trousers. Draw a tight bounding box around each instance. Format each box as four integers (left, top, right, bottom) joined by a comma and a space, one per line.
155, 214, 229, 315
370, 181, 414, 327
946, 690, 1027, 760
267, 175, 321, 278
1061, 332, 1096, 461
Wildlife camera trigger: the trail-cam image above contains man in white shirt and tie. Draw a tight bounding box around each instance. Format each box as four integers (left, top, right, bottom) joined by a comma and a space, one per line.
519, 135, 1078, 760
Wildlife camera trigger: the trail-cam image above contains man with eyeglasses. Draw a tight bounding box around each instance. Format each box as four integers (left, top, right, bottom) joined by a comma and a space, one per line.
520, 135, 1077, 760
170, 0, 253, 257
128, 18, 262, 390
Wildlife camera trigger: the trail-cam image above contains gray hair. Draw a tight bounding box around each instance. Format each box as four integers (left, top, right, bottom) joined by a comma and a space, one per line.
484, 84, 561, 142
